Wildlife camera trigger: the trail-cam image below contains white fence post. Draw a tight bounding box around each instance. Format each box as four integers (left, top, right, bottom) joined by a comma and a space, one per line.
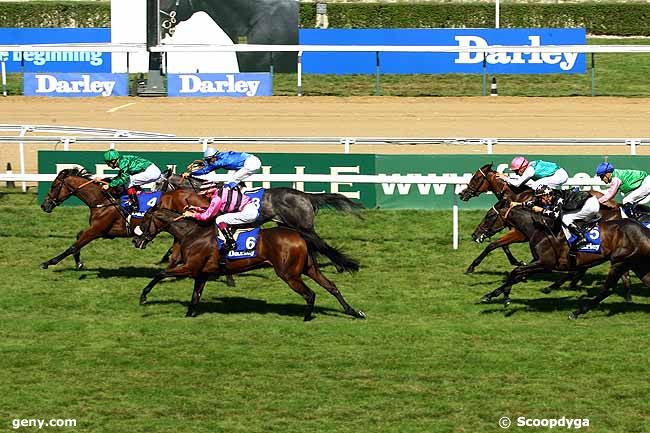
626, 138, 641, 156
18, 126, 32, 192
481, 138, 497, 155
297, 51, 303, 96
452, 190, 459, 250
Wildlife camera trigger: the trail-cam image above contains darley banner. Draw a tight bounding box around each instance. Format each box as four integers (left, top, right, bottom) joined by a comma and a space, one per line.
39, 152, 648, 209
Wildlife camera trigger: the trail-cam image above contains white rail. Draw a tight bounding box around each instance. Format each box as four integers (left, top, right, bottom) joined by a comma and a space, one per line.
0, 135, 647, 155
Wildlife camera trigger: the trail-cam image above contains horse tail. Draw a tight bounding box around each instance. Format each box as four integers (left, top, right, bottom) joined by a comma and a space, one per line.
307, 193, 364, 219
299, 229, 359, 274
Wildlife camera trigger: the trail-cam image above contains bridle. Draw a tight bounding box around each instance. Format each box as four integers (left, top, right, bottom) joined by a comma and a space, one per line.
160, 0, 195, 36
45, 176, 97, 208
135, 208, 184, 245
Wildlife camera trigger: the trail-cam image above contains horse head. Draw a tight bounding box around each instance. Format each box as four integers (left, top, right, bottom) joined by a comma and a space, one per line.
41, 168, 94, 213
472, 201, 509, 243
133, 205, 171, 249
459, 163, 496, 201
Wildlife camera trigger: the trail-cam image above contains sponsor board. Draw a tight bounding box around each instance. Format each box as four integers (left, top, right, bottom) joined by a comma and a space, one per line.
0, 28, 110, 72
24, 73, 128, 97
300, 28, 586, 74
167, 73, 273, 97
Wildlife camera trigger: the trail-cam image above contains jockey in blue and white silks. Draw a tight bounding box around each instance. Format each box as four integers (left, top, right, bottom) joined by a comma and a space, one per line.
500, 156, 568, 190
183, 147, 261, 188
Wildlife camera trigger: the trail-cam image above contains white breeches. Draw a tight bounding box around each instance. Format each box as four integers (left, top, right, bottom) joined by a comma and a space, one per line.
215, 202, 258, 225
128, 164, 162, 188
622, 175, 650, 205
227, 155, 261, 184
529, 168, 569, 190
561, 196, 600, 226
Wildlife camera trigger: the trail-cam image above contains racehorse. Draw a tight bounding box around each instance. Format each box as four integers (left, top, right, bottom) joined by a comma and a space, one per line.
158, 0, 298, 72
39, 168, 204, 270
132, 205, 366, 321
458, 163, 618, 274
478, 199, 650, 319
157, 171, 364, 272
473, 201, 631, 298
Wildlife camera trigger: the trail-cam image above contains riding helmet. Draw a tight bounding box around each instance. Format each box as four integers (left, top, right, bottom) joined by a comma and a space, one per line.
596, 162, 614, 177
510, 156, 529, 171
535, 185, 553, 196
203, 147, 218, 159
103, 149, 120, 162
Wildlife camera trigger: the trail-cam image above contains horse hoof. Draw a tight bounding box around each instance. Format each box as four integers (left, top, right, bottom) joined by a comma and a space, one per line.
39, 262, 49, 270
504, 299, 511, 308
356, 310, 367, 319
464, 267, 475, 274
540, 287, 552, 295
480, 296, 491, 304
139, 297, 147, 305
568, 312, 579, 320
76, 262, 84, 270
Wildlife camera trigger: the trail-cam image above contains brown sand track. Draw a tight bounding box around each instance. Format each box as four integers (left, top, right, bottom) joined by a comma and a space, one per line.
1, 96, 650, 174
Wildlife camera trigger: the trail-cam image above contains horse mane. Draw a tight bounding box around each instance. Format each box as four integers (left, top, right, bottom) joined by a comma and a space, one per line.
59, 168, 93, 180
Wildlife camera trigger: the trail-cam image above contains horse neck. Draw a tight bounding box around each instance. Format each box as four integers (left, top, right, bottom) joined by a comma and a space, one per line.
66, 176, 107, 207
196, 0, 255, 40
486, 172, 523, 200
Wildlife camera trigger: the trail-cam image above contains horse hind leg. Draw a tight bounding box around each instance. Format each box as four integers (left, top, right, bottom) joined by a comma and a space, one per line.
305, 262, 365, 319
276, 272, 316, 321
570, 262, 630, 320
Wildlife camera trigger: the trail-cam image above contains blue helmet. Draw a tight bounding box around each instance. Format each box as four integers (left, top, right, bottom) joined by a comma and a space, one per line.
596, 162, 614, 177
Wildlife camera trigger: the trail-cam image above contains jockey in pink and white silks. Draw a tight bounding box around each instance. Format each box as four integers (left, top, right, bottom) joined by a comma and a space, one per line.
183, 147, 261, 189
183, 185, 258, 253
499, 156, 569, 190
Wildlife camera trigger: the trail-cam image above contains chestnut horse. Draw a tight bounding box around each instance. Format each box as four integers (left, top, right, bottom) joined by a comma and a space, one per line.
132, 204, 365, 321
479, 199, 650, 319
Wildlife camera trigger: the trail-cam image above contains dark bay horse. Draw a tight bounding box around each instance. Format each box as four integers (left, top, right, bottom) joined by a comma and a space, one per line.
158, 171, 364, 272
159, 0, 298, 72
458, 163, 618, 274
473, 201, 631, 297
479, 200, 650, 319
133, 205, 365, 321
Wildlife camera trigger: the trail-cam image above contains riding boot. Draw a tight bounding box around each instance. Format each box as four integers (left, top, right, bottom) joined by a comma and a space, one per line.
217, 222, 236, 255
568, 223, 588, 250
623, 203, 639, 220
126, 187, 139, 213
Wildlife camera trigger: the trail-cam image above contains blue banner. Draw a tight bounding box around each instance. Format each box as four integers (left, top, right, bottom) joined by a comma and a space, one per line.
24, 73, 128, 97
0, 28, 111, 72
300, 28, 586, 75
167, 73, 273, 97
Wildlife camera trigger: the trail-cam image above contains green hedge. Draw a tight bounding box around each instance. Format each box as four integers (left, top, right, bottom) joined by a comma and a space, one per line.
2, 2, 650, 36
0, 2, 110, 28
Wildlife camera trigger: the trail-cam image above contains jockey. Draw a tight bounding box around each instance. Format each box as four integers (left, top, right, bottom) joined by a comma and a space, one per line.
596, 162, 650, 218
182, 147, 261, 189
182, 185, 258, 254
498, 156, 569, 190
519, 184, 600, 250
101, 149, 162, 212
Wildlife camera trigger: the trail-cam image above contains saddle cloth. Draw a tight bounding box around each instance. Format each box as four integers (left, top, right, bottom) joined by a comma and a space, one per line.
215, 188, 265, 260
119, 191, 162, 217
562, 223, 602, 254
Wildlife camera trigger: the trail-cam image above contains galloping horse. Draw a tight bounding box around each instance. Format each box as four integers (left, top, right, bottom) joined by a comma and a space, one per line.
133, 205, 365, 321
458, 163, 618, 274
158, 171, 364, 272
39, 168, 205, 270
479, 200, 650, 319
159, 0, 298, 72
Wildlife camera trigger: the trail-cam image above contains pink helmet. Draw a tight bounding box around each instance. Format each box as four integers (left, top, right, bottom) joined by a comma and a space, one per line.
510, 156, 529, 171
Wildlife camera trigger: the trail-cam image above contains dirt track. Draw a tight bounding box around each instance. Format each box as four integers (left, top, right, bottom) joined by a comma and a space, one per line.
1, 96, 650, 173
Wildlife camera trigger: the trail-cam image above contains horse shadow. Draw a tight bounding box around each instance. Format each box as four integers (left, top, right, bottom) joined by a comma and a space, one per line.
142, 296, 344, 318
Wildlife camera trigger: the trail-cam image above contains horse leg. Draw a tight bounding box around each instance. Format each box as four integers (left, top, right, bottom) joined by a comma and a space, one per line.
140, 263, 194, 305
541, 269, 585, 294
72, 230, 85, 270
275, 270, 316, 321
159, 246, 174, 264
186, 274, 209, 318
305, 262, 365, 319
466, 230, 527, 274
482, 261, 547, 306
622, 272, 632, 302
569, 262, 629, 320
225, 275, 236, 287
40, 226, 102, 269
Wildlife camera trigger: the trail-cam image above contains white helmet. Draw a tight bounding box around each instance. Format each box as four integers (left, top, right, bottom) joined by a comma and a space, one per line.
203, 147, 218, 158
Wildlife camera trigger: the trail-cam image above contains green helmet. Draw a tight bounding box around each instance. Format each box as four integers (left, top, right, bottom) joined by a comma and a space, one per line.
104, 149, 120, 162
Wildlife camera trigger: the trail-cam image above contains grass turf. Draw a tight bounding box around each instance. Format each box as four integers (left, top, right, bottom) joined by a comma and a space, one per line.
1, 189, 649, 433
